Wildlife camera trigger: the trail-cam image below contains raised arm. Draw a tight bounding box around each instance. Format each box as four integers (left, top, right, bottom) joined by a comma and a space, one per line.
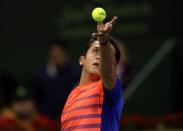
93, 16, 118, 90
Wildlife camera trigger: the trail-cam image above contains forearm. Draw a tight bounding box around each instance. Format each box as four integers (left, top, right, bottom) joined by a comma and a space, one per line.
100, 41, 116, 90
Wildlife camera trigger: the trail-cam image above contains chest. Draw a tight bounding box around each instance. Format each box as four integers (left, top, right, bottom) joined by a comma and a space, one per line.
66, 85, 102, 109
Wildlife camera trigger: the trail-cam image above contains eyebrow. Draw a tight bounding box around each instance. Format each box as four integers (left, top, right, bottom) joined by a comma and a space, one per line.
92, 47, 99, 50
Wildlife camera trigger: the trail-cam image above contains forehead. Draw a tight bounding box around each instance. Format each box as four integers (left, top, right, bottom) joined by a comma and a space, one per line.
90, 40, 100, 49
89, 40, 115, 52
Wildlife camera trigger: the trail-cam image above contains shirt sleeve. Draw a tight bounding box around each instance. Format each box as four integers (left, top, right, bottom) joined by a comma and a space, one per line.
103, 77, 123, 106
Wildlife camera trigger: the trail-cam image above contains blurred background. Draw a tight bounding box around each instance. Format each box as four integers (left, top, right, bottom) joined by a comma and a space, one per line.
1, 0, 183, 130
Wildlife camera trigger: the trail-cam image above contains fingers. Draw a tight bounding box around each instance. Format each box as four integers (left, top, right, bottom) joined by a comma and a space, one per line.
109, 16, 118, 25
97, 16, 117, 27
97, 16, 117, 31
104, 24, 112, 31
92, 32, 102, 38
97, 21, 103, 26
92, 33, 97, 37
97, 23, 104, 31
95, 16, 118, 38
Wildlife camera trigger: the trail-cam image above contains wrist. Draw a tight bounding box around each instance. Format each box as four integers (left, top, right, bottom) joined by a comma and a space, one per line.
100, 40, 109, 45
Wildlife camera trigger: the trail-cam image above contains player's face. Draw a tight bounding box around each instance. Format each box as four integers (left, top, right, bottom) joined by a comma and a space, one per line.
80, 40, 101, 77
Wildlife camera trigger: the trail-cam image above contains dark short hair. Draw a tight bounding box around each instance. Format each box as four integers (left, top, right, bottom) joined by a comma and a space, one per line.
82, 36, 121, 64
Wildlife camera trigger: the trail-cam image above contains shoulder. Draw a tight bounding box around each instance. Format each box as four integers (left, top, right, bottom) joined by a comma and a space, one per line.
68, 81, 100, 98
103, 78, 123, 105
103, 78, 122, 93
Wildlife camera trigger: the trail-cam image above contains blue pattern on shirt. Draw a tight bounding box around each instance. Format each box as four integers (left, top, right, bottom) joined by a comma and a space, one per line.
101, 78, 123, 131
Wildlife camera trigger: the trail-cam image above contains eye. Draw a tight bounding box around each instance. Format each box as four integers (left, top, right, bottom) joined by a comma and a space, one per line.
93, 48, 99, 53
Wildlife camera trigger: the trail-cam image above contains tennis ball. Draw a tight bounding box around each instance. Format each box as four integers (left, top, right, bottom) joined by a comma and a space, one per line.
92, 7, 106, 22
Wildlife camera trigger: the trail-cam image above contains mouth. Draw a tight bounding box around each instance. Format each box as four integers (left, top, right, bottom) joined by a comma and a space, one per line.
93, 63, 99, 66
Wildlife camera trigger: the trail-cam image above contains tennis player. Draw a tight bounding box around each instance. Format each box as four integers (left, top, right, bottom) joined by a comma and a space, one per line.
61, 16, 123, 131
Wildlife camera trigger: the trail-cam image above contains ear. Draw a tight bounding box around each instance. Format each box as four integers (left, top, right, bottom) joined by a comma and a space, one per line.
79, 56, 85, 66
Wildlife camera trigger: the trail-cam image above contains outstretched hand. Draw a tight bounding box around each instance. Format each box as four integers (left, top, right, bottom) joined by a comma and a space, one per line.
92, 16, 118, 44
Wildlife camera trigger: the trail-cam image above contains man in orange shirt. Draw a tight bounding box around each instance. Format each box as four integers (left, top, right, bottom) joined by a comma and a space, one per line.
61, 16, 123, 131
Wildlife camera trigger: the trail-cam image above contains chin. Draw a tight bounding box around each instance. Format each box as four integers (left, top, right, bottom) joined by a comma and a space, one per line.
90, 69, 99, 74
91, 71, 100, 79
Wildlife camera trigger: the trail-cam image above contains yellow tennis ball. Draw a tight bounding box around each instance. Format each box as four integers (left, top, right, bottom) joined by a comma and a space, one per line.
92, 7, 106, 22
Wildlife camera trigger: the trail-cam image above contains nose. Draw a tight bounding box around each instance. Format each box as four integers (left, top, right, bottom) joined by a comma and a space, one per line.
96, 54, 100, 60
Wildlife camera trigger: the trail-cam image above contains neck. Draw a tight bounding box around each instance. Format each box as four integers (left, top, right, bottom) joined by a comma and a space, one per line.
79, 70, 100, 86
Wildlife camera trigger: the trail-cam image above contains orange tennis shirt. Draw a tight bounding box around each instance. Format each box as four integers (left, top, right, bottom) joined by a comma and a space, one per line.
61, 78, 123, 131
61, 80, 103, 131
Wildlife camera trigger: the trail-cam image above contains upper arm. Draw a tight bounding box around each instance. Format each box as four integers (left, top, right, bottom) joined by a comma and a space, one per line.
103, 78, 123, 106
